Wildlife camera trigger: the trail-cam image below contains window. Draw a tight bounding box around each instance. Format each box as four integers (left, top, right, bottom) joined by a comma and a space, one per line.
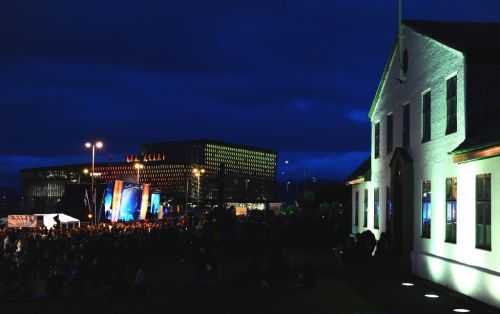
402, 49, 409, 75
387, 114, 393, 154
403, 104, 410, 148
386, 187, 392, 224
445, 177, 457, 244
363, 189, 368, 227
446, 76, 458, 135
476, 174, 491, 250
422, 180, 431, 238
354, 191, 359, 226
374, 123, 380, 159
374, 188, 380, 229
422, 91, 431, 143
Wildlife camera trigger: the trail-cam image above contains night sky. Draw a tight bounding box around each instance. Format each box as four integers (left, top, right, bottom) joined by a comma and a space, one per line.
1, 1, 499, 187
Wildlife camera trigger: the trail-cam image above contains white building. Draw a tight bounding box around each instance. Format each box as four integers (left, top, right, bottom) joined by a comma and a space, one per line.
348, 20, 500, 307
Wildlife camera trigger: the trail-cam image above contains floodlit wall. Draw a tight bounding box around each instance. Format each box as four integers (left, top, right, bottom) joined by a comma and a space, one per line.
351, 25, 500, 308
414, 156, 500, 308
351, 181, 378, 237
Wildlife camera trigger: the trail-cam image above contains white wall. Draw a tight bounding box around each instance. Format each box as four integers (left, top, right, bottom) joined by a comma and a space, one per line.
351, 181, 378, 237
351, 25, 500, 308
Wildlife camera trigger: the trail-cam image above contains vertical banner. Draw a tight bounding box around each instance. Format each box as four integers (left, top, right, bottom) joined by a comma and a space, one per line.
103, 183, 114, 220
111, 180, 124, 222
140, 184, 150, 220
158, 205, 164, 220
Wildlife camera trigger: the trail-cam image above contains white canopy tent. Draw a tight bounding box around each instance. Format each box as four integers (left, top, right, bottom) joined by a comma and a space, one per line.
34, 213, 80, 229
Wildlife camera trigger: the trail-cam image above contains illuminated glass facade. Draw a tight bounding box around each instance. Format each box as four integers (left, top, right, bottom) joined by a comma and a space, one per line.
21, 140, 277, 213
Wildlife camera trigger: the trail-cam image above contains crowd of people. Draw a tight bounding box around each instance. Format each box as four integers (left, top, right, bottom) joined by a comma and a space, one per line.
0, 209, 348, 300
0, 220, 184, 299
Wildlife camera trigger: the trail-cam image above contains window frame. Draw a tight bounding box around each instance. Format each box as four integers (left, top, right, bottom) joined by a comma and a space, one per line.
387, 113, 394, 154
445, 177, 457, 244
476, 174, 491, 251
422, 90, 432, 143
421, 180, 432, 239
374, 122, 380, 159
446, 74, 458, 135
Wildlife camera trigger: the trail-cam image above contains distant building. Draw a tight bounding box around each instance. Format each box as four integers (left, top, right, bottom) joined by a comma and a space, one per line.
21, 140, 277, 216
348, 21, 500, 308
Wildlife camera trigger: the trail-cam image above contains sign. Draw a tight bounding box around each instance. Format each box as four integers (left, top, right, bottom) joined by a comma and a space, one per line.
7, 215, 37, 228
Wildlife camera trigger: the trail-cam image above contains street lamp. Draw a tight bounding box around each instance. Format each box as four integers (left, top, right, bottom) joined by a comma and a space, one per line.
85, 141, 103, 224
192, 168, 205, 207
134, 163, 144, 184
245, 178, 250, 201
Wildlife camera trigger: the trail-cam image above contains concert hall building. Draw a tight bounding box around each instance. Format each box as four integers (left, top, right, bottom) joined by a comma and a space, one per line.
21, 140, 277, 215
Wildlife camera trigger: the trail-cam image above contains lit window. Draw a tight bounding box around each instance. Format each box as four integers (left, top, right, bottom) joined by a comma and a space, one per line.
445, 177, 457, 244
422, 180, 431, 239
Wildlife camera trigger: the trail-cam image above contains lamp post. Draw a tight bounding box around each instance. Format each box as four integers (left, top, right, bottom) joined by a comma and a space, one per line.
192, 168, 205, 207
134, 163, 144, 184
245, 178, 250, 202
85, 141, 103, 224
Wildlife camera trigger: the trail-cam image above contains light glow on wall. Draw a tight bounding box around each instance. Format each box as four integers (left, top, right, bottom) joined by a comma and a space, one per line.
454, 145, 500, 164
111, 180, 123, 222
139, 184, 150, 220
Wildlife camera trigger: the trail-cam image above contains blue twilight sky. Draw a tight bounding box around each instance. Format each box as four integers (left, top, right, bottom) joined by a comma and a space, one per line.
0, 1, 499, 187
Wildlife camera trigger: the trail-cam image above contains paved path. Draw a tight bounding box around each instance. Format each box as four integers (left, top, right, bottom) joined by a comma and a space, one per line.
1, 252, 498, 314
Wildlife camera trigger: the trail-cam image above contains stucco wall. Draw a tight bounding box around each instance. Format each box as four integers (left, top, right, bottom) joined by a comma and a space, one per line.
351, 25, 500, 307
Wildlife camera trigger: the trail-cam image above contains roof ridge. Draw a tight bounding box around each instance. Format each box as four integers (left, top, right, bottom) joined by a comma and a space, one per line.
403, 19, 500, 26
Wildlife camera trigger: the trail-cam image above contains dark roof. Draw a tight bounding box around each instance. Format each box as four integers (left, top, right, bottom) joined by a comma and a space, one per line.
453, 63, 500, 154
141, 139, 277, 155
21, 162, 125, 173
404, 20, 500, 64
346, 157, 371, 183
403, 20, 500, 154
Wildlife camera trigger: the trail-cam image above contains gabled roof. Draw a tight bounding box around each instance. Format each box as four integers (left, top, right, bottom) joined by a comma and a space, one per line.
404, 20, 500, 64
368, 40, 397, 119
369, 20, 500, 120
346, 157, 371, 185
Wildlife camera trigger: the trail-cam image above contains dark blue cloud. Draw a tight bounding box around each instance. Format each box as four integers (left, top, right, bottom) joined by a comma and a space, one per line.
0, 0, 499, 186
